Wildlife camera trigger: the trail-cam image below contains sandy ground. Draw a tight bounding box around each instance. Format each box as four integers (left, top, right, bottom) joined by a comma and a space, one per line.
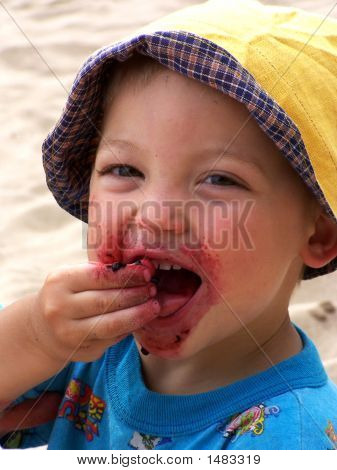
0, 0, 336, 387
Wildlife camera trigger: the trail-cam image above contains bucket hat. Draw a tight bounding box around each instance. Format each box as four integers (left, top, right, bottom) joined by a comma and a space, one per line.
42, 0, 337, 280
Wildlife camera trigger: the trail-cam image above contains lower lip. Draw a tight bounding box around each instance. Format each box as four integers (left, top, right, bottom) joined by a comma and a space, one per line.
149, 282, 204, 328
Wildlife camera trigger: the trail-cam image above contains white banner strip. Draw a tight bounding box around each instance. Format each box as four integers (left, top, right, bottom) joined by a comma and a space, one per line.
0, 449, 336, 469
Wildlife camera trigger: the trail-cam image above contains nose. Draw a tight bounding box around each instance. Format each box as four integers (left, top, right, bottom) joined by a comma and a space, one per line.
139, 198, 189, 235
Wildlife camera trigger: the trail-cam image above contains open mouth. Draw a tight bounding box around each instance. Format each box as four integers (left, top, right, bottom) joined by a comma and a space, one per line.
132, 256, 202, 318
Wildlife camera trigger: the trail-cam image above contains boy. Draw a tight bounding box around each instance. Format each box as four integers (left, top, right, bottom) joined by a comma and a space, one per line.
1, 0, 337, 449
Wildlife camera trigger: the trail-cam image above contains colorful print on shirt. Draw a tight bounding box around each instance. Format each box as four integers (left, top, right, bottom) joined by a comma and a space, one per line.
58, 378, 106, 442
325, 419, 337, 448
216, 403, 280, 443
128, 431, 172, 450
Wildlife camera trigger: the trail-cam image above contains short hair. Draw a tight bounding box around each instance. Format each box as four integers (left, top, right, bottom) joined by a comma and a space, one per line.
103, 53, 168, 113
89, 52, 167, 170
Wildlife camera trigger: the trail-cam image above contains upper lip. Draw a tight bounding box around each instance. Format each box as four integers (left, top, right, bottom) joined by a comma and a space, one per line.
122, 248, 204, 280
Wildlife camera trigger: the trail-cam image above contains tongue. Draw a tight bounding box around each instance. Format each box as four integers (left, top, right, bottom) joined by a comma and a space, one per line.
154, 269, 197, 318
156, 288, 195, 317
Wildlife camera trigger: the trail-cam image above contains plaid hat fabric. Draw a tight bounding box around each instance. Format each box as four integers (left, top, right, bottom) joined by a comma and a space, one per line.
42, 1, 337, 280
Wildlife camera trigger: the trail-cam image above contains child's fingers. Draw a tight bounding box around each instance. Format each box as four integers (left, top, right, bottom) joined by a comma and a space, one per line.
47, 261, 156, 293
79, 298, 161, 341
70, 284, 157, 319
31, 260, 159, 363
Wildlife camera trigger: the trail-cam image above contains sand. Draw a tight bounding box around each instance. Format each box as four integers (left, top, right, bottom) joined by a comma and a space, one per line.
0, 0, 336, 386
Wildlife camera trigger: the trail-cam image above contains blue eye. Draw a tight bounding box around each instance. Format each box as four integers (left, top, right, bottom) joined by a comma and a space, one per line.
203, 174, 239, 187
97, 164, 143, 178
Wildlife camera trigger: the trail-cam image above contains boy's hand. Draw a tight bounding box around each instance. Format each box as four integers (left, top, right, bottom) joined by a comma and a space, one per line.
28, 261, 159, 363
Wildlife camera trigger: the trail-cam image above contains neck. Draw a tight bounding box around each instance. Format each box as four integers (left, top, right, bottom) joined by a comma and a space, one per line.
136, 313, 303, 395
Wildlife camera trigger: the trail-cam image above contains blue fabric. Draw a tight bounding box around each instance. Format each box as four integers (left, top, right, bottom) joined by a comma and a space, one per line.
1, 305, 337, 449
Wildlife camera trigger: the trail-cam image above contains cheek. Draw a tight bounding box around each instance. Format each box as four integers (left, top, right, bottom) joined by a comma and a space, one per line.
200, 204, 249, 286
215, 202, 299, 297
200, 202, 278, 292
87, 193, 124, 264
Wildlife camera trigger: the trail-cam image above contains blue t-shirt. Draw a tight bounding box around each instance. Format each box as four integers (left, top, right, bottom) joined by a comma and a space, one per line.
1, 300, 337, 450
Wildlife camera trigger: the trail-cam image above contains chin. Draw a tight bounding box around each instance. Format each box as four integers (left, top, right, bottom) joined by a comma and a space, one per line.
132, 329, 194, 360
132, 321, 213, 361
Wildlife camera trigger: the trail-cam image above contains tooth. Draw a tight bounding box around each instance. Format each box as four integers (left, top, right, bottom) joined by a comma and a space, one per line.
172, 265, 182, 270
159, 263, 171, 270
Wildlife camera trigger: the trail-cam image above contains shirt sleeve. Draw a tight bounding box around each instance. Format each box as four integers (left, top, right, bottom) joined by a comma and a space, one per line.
0, 302, 74, 449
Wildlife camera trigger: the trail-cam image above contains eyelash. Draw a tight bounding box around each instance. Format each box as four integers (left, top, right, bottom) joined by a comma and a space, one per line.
96, 164, 240, 187
96, 164, 142, 178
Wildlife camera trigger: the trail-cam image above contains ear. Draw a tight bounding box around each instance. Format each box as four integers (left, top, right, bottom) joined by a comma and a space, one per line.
300, 212, 337, 269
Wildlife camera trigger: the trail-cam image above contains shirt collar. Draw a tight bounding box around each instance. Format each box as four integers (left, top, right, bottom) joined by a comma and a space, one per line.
106, 322, 327, 435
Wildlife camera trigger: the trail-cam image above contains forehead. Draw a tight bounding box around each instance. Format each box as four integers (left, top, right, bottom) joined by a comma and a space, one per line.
97, 69, 292, 178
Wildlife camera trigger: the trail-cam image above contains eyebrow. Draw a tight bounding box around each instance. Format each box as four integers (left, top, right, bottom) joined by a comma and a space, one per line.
98, 138, 141, 155
97, 138, 266, 176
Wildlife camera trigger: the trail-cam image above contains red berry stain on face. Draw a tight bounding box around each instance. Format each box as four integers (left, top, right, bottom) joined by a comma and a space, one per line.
96, 234, 123, 264
134, 241, 223, 357
91, 228, 157, 286
90, 234, 122, 280
90, 216, 223, 356
181, 241, 222, 295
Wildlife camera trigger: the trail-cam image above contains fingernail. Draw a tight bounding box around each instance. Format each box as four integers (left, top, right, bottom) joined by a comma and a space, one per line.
152, 300, 161, 314
149, 285, 157, 297
143, 269, 151, 282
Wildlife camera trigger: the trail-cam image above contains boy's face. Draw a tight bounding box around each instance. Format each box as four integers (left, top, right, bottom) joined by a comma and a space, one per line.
88, 67, 315, 360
